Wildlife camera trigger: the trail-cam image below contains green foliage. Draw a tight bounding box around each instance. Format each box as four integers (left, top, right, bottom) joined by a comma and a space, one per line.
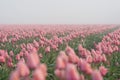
104, 52, 120, 80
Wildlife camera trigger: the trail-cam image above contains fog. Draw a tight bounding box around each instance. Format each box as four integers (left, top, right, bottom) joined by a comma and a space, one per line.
0, 0, 120, 24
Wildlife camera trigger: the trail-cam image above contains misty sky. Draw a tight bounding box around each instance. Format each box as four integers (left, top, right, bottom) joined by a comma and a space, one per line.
0, 0, 120, 24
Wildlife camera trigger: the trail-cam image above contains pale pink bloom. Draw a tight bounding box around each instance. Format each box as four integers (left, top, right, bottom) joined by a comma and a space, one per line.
39, 40, 44, 47
67, 52, 79, 63
37, 64, 47, 77
9, 70, 20, 80
79, 59, 92, 74
113, 46, 119, 51
77, 58, 83, 67
19, 52, 24, 57
9, 51, 14, 57
20, 58, 25, 62
59, 51, 68, 65
115, 40, 120, 45
92, 70, 103, 80
0, 56, 5, 63
45, 46, 50, 53
54, 69, 65, 80
30, 47, 37, 54
0, 50, 9, 58
39, 53, 43, 58
65, 46, 79, 63
54, 69, 61, 77
102, 54, 107, 62
32, 69, 45, 80
32, 52, 40, 64
56, 57, 66, 69
65, 46, 75, 55
65, 64, 80, 80
78, 44, 84, 52
99, 66, 108, 76
91, 49, 97, 56
33, 40, 39, 49
17, 60, 30, 77
86, 55, 93, 63
26, 52, 40, 69
58, 39, 63, 44
51, 45, 58, 51
16, 54, 20, 61
6, 56, 13, 67
20, 44, 26, 49
108, 46, 113, 53
32, 66, 47, 80
7, 56, 12, 62
7, 62, 13, 67
96, 50, 102, 54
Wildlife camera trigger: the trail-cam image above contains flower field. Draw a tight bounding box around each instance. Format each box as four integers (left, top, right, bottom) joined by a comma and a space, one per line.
0, 24, 120, 80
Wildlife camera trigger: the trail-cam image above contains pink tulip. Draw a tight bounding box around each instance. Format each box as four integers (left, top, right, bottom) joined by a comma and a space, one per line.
65, 46, 79, 63
45, 46, 50, 53
86, 55, 93, 63
56, 57, 66, 69
9, 70, 20, 80
32, 69, 45, 80
54, 69, 65, 80
37, 64, 47, 77
65, 63, 80, 80
92, 70, 103, 80
32, 64, 47, 80
102, 54, 107, 62
7, 62, 13, 67
25, 52, 40, 69
17, 60, 30, 77
0, 56, 5, 63
99, 66, 108, 76
39, 53, 43, 58
16, 54, 20, 61
79, 59, 92, 74
59, 51, 68, 65
9, 51, 14, 57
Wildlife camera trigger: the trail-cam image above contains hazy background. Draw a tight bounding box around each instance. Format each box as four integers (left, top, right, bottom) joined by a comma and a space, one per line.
0, 0, 120, 24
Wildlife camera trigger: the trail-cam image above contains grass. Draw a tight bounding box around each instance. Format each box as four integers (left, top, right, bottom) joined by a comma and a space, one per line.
104, 52, 120, 80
